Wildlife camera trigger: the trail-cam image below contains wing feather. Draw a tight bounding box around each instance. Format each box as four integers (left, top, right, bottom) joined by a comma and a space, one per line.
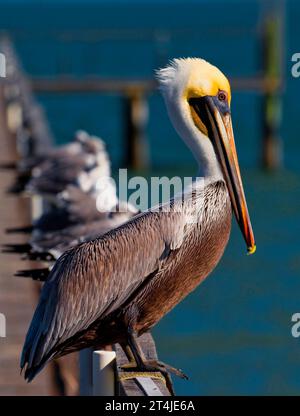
21, 208, 187, 372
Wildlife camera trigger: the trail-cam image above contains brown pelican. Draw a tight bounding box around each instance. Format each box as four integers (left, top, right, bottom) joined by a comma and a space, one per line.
21, 58, 256, 384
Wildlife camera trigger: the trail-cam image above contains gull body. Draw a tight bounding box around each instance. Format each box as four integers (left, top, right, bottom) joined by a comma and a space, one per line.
26, 131, 112, 197
6, 184, 119, 236
13, 204, 138, 280
7, 130, 105, 194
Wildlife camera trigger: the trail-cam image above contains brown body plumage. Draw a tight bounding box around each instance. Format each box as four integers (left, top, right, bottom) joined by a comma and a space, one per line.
21, 180, 231, 378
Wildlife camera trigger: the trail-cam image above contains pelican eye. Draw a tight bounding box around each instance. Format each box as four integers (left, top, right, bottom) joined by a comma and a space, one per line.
218, 91, 227, 102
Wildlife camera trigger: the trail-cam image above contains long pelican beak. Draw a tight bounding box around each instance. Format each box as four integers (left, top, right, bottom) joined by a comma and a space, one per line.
190, 96, 256, 254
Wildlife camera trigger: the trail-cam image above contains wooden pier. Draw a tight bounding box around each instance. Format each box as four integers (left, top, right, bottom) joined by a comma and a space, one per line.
0, 38, 79, 396
0, 86, 53, 395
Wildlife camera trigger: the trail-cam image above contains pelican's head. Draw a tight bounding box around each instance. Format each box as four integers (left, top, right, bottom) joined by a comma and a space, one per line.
156, 58, 256, 254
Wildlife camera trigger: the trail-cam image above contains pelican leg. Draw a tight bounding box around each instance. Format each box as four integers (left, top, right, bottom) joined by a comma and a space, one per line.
120, 343, 136, 366
119, 329, 188, 395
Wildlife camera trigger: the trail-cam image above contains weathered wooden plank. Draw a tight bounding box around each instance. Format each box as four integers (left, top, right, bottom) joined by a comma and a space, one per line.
0, 82, 53, 396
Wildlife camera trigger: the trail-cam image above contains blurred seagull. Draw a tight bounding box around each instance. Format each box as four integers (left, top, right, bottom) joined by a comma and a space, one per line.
6, 183, 118, 236
4, 183, 137, 272
21, 58, 256, 387
7, 130, 109, 195
25, 131, 111, 198
5, 130, 83, 194
14, 202, 138, 281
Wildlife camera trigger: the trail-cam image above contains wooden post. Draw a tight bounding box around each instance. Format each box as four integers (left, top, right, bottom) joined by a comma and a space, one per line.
92, 350, 116, 396
261, 15, 283, 170
79, 349, 93, 396
123, 89, 149, 170
115, 332, 172, 396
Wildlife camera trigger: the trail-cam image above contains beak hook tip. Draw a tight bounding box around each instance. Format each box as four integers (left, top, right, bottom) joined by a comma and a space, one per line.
247, 244, 256, 255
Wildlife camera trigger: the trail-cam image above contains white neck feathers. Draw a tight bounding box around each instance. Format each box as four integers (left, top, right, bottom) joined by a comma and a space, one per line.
156, 59, 223, 181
